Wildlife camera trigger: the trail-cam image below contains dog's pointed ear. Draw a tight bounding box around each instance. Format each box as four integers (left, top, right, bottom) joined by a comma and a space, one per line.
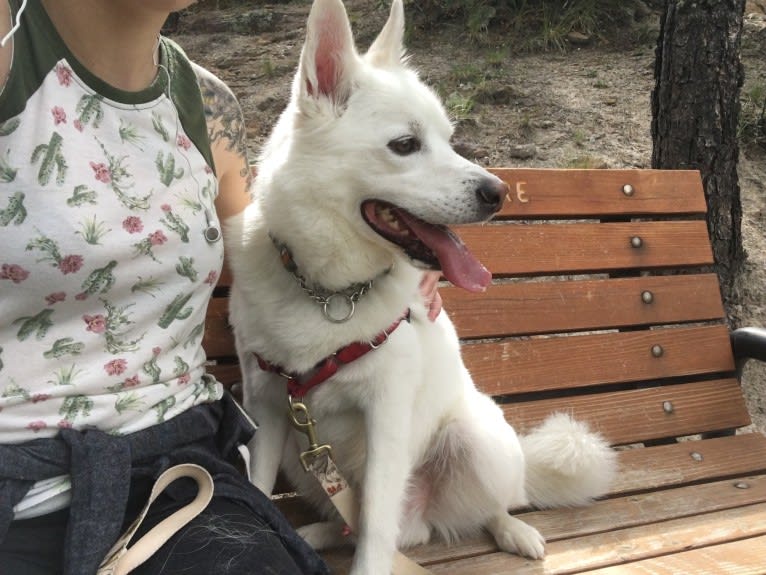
366, 0, 405, 68
298, 0, 357, 109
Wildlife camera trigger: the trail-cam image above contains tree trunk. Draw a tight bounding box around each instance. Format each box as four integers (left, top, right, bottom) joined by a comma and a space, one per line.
651, 0, 746, 312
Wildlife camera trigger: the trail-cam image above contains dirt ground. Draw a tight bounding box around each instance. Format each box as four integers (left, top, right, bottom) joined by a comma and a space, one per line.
171, 2, 766, 433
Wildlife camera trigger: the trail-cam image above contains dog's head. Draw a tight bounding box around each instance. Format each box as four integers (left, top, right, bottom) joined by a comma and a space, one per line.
259, 0, 508, 292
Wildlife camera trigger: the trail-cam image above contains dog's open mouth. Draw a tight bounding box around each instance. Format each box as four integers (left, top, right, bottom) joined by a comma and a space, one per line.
361, 200, 491, 292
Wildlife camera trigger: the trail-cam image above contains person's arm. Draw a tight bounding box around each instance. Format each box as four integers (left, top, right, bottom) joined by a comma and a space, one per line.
193, 63, 252, 224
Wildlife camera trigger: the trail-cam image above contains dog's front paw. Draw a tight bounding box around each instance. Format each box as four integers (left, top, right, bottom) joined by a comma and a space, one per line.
297, 521, 352, 551
487, 513, 546, 560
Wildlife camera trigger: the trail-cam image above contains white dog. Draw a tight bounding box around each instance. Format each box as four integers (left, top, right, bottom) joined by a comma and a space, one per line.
226, 1, 617, 573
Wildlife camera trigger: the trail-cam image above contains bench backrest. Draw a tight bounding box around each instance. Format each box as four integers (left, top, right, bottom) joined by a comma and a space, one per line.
203, 169, 749, 454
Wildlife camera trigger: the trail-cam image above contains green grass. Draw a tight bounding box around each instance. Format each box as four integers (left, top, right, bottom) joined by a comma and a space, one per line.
739, 81, 766, 147
409, 0, 645, 52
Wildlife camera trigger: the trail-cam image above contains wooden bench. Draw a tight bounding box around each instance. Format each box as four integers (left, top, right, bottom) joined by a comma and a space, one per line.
203, 168, 766, 574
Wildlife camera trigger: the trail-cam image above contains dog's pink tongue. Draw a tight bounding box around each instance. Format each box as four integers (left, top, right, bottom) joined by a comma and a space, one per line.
399, 213, 492, 292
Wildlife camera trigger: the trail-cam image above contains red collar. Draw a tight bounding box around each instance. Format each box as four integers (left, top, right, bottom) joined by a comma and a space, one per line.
253, 310, 410, 398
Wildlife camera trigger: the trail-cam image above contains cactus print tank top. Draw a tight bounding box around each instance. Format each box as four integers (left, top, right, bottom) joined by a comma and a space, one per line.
0, 0, 224, 447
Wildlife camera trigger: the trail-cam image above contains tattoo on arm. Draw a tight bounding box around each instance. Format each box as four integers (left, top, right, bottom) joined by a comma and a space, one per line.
196, 74, 251, 177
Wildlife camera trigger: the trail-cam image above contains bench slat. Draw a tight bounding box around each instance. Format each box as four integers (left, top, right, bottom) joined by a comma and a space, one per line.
501, 379, 751, 445
455, 220, 714, 277
426, 504, 766, 574
205, 323, 737, 396
466, 325, 735, 396
405, 474, 766, 566
445, 273, 724, 339
613, 433, 766, 495
489, 169, 707, 219
580, 534, 766, 575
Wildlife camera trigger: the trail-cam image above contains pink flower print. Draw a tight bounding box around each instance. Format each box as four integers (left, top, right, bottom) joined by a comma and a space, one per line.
74, 119, 84, 132
149, 230, 167, 246
83, 314, 107, 334
27, 421, 47, 432
178, 373, 191, 385
152, 346, 161, 356
31, 393, 51, 403
124, 375, 140, 388
204, 165, 213, 174
0, 263, 30, 283
55, 63, 72, 86
122, 216, 144, 234
105, 358, 128, 376
161, 204, 172, 213
90, 161, 111, 183
75, 292, 89, 301
58, 420, 73, 429
59, 255, 84, 275
177, 134, 192, 150
45, 292, 66, 305
51, 106, 67, 125
204, 270, 218, 286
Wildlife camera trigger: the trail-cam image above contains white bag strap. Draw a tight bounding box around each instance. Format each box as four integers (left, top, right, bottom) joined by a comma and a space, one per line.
98, 463, 214, 575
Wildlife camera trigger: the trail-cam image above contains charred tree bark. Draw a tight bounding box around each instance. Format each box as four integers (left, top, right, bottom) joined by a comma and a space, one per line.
651, 0, 746, 311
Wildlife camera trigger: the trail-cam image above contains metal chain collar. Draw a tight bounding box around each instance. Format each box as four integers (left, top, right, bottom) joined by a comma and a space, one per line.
269, 234, 386, 323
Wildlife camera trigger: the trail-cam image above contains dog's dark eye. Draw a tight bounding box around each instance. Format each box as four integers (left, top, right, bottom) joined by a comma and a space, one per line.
388, 136, 421, 156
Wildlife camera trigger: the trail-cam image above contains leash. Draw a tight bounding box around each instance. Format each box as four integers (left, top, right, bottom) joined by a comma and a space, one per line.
98, 464, 214, 575
288, 396, 432, 575
253, 309, 429, 573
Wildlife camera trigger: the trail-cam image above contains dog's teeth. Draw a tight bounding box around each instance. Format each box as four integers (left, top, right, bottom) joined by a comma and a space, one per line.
375, 206, 408, 234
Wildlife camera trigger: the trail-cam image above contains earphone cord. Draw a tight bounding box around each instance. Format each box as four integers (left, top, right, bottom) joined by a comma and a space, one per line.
1, 0, 28, 48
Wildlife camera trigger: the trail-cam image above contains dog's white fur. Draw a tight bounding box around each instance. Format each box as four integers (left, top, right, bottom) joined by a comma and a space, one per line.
226, 1, 617, 573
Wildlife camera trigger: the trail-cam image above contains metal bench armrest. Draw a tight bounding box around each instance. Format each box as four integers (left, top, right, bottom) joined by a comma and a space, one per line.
731, 327, 766, 373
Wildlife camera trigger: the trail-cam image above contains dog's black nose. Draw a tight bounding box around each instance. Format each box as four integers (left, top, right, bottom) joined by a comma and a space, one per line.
475, 178, 508, 213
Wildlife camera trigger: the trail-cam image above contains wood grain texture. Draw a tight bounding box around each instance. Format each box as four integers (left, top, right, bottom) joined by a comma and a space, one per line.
488, 169, 707, 219
465, 325, 735, 396
427, 504, 766, 574
613, 433, 766, 495
580, 534, 766, 575
445, 273, 725, 339
454, 220, 714, 277
501, 378, 751, 445
206, 168, 765, 573
404, 474, 766, 566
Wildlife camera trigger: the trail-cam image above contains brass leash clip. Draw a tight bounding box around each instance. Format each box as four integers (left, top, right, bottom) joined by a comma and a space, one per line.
288, 395, 333, 472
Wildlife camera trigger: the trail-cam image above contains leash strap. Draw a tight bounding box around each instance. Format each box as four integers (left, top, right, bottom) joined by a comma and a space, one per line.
97, 464, 214, 575
290, 398, 432, 575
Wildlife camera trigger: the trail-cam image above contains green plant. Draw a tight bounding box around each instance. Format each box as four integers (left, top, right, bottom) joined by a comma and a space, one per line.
445, 92, 475, 122
739, 81, 766, 147
261, 58, 276, 78
408, 0, 644, 52
448, 63, 486, 86
565, 155, 606, 169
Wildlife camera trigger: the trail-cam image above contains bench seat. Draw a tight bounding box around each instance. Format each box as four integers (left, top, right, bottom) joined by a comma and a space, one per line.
204, 169, 766, 574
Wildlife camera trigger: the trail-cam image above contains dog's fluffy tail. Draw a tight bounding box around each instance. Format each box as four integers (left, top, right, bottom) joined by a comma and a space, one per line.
520, 412, 617, 509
